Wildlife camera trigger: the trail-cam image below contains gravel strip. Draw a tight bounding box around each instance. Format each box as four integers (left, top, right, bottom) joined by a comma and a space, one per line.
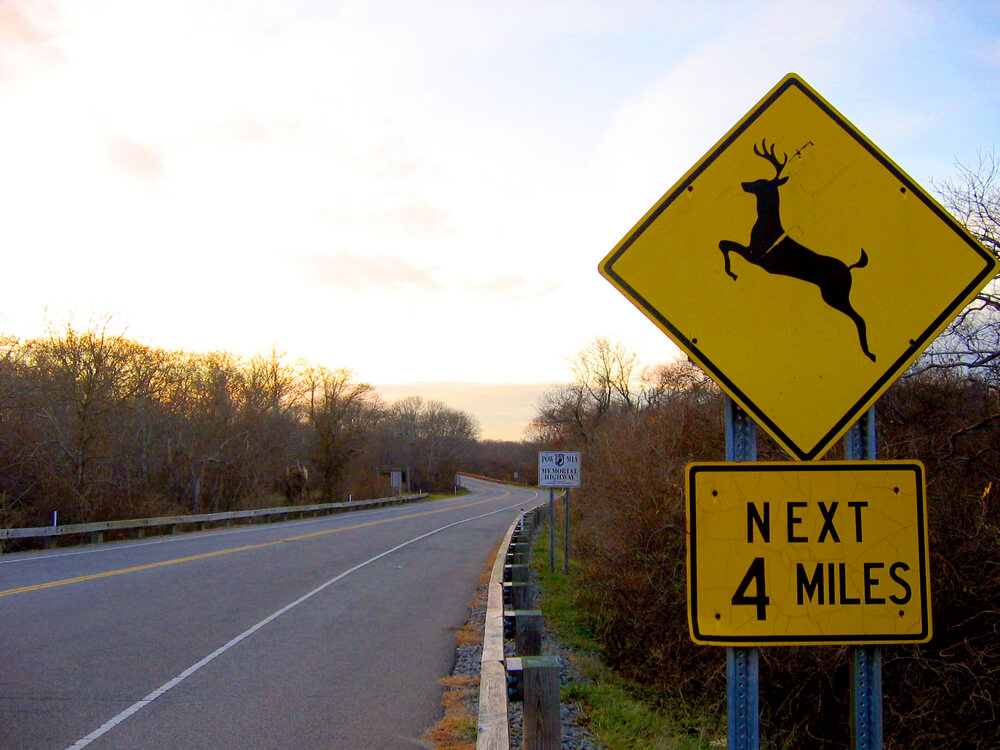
450, 578, 605, 749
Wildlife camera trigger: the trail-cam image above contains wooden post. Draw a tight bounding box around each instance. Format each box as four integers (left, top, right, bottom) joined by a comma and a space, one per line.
522, 511, 535, 539
503, 582, 532, 610
507, 655, 560, 750
507, 610, 543, 656
508, 543, 530, 565
504, 564, 530, 583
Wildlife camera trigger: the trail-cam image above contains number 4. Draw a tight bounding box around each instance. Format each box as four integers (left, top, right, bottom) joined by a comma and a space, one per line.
732, 557, 769, 621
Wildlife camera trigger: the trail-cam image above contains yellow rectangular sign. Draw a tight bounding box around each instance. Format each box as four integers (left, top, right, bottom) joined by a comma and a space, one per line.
686, 461, 931, 646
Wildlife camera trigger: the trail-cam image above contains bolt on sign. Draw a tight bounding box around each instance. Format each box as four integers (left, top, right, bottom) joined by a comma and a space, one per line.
537, 451, 581, 488
599, 73, 998, 461
685, 461, 931, 646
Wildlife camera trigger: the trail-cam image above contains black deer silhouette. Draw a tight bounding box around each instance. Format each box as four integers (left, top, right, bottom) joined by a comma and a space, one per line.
719, 139, 876, 362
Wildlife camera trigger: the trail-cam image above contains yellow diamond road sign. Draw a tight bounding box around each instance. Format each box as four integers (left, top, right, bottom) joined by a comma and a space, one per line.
686, 461, 931, 646
600, 73, 998, 460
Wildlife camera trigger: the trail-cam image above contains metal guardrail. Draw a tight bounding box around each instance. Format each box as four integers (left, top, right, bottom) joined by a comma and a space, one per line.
0, 494, 429, 547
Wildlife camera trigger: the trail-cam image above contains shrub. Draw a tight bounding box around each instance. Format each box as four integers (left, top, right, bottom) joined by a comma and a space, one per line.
568, 368, 1000, 748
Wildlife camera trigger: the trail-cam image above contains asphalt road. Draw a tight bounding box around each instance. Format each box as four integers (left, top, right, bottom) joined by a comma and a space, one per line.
0, 477, 541, 749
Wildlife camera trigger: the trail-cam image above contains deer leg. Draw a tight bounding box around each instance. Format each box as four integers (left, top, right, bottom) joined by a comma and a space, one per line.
820, 281, 876, 363
852, 311, 876, 363
719, 240, 741, 280
838, 304, 876, 363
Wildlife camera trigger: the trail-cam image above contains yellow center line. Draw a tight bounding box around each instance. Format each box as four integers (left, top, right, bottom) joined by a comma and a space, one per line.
0, 490, 512, 599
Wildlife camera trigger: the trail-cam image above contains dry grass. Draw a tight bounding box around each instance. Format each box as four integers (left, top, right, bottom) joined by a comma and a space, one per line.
451, 623, 483, 647
423, 714, 477, 750
423, 546, 500, 749
422, 654, 481, 750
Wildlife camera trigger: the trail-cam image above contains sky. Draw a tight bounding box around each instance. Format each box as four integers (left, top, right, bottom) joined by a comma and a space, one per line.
0, 0, 998, 439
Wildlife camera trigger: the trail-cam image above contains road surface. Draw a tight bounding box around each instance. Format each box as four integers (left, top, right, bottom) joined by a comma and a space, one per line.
0, 477, 540, 749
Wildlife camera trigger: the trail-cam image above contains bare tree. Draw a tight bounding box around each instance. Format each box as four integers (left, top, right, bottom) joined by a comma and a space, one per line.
375, 397, 480, 491
531, 338, 643, 445
640, 359, 721, 410
302, 366, 380, 502
572, 337, 641, 415
0, 320, 490, 529
0, 335, 40, 527
936, 150, 1000, 257
29, 319, 140, 519
916, 151, 1000, 384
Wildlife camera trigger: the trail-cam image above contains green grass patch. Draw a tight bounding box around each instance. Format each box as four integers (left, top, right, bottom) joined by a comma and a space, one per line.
425, 488, 470, 502
530, 509, 723, 750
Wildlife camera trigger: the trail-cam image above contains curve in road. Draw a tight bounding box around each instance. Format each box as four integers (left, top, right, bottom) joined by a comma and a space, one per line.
0, 477, 541, 749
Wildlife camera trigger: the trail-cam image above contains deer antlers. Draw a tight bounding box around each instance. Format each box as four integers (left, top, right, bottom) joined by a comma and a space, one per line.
753, 139, 787, 177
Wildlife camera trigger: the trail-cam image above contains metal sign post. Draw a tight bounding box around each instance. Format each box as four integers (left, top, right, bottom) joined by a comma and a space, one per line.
725, 397, 760, 750
549, 488, 555, 574
846, 407, 883, 750
564, 488, 571, 573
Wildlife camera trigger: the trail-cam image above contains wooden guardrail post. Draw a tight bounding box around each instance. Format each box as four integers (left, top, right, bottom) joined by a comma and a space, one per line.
504, 609, 543, 656
521, 511, 535, 539
503, 563, 530, 583
505, 655, 560, 750
503, 581, 532, 611
507, 543, 530, 565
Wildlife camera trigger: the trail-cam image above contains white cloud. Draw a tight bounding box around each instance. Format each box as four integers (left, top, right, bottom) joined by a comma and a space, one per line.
295, 251, 442, 292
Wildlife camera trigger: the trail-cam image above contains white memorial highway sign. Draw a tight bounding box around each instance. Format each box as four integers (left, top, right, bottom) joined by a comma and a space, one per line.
599, 72, 998, 461
538, 451, 581, 488
685, 461, 931, 646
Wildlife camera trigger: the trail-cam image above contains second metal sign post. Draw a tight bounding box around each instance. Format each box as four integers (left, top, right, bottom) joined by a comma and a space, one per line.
538, 451, 582, 574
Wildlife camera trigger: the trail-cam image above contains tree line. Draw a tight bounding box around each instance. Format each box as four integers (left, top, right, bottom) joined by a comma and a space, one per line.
0, 321, 488, 531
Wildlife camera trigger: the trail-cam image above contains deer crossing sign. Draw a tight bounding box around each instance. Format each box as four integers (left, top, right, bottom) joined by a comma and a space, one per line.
685, 461, 931, 646
599, 73, 997, 461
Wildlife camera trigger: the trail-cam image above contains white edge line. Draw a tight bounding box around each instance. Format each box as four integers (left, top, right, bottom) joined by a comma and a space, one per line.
64, 491, 539, 750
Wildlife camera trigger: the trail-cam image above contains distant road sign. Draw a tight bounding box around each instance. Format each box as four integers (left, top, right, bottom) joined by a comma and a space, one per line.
538, 451, 581, 488
600, 73, 998, 460
686, 461, 931, 646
